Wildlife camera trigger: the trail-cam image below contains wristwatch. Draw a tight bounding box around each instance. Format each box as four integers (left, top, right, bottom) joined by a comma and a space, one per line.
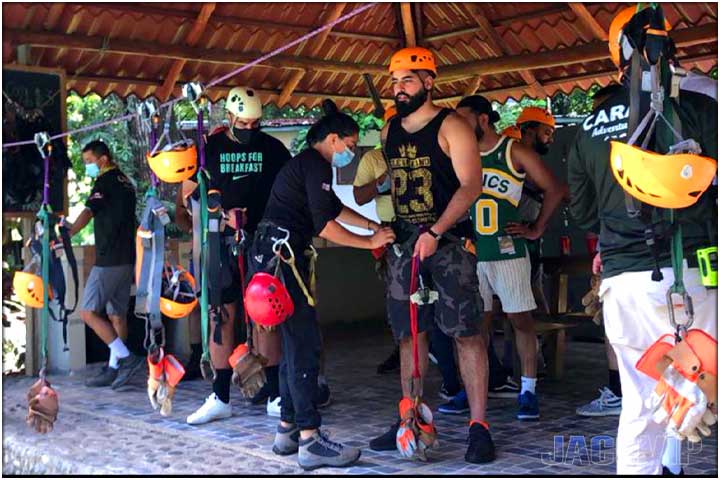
427, 228, 442, 241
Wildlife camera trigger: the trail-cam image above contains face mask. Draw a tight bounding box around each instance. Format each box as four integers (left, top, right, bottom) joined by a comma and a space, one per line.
331, 146, 355, 168
232, 127, 259, 144
395, 86, 427, 118
377, 174, 392, 194
85, 163, 100, 179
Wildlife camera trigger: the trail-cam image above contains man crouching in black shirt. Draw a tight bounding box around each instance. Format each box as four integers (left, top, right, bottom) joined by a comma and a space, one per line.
248, 100, 395, 470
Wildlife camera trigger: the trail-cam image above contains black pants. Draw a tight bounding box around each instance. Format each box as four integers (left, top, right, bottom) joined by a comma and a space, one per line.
248, 223, 321, 430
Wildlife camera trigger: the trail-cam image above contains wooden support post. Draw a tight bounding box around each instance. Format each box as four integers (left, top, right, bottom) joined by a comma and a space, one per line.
399, 3, 417, 47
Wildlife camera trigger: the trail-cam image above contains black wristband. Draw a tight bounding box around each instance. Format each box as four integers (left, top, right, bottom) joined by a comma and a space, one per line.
427, 228, 441, 240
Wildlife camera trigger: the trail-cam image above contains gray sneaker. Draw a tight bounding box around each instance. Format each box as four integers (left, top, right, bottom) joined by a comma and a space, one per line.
576, 387, 622, 417
272, 423, 300, 455
85, 365, 118, 387
111, 353, 145, 389
298, 430, 361, 471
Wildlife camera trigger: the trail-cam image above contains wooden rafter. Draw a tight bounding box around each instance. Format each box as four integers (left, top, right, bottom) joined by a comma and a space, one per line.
156, 3, 216, 101
568, 3, 609, 41
277, 3, 346, 107
88, 2, 397, 45
399, 3, 417, 47
465, 3, 546, 99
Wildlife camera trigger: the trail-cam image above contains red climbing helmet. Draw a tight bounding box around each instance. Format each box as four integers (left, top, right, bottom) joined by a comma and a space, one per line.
244, 272, 294, 327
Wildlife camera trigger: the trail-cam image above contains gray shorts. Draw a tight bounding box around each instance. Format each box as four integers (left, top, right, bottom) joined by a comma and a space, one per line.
81, 265, 134, 318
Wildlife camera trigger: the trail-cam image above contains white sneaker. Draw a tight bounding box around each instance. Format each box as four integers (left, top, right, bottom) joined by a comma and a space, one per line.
267, 396, 281, 417
576, 387, 622, 417
186, 393, 232, 425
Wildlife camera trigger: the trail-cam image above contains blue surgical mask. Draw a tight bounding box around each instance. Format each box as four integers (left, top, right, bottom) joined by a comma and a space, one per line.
85, 163, 100, 179
331, 147, 355, 168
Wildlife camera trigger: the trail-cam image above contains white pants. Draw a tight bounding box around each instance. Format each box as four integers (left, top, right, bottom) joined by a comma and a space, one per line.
600, 262, 717, 474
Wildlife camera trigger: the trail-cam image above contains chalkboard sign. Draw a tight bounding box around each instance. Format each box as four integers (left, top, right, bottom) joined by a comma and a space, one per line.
2, 65, 69, 216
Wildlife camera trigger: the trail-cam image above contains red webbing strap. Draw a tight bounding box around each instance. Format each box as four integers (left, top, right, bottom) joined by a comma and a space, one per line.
410, 255, 420, 379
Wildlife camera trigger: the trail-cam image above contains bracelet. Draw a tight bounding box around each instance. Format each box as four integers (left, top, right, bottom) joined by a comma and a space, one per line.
427, 228, 442, 241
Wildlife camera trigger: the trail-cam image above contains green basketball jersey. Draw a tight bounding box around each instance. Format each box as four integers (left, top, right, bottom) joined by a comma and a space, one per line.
470, 136, 527, 261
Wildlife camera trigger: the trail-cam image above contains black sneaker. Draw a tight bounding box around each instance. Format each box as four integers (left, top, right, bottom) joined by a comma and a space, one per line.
376, 347, 400, 374
369, 420, 400, 451
111, 353, 145, 389
298, 430, 361, 470
315, 382, 332, 408
85, 365, 118, 387
662, 466, 685, 476
250, 381, 275, 405
465, 422, 496, 464
488, 376, 520, 398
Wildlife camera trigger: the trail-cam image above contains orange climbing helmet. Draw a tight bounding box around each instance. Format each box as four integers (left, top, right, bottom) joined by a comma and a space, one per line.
500, 125, 522, 140
608, 6, 672, 68
383, 105, 398, 123
160, 264, 198, 319
610, 141, 717, 209
516, 107, 556, 129
147, 139, 197, 184
389, 47, 437, 76
13, 271, 52, 308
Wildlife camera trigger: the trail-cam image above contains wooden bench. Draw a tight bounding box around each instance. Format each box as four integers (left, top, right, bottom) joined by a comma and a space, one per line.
503, 318, 576, 380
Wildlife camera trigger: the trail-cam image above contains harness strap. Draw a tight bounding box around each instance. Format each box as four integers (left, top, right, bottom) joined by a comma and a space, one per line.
409, 255, 421, 398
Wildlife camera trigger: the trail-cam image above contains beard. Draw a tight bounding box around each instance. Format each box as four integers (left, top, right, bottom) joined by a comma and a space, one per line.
474, 125, 484, 141
394, 88, 427, 117
534, 139, 550, 155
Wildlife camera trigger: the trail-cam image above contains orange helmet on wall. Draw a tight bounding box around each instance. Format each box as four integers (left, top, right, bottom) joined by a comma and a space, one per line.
389, 47, 437, 76
160, 264, 198, 319
500, 125, 522, 140
383, 105, 398, 123
610, 141, 716, 209
517, 107, 556, 129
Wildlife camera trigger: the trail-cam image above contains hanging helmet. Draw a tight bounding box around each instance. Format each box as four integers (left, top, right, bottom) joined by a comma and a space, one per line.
226, 87, 262, 120
147, 140, 197, 184
500, 125, 522, 140
516, 107, 556, 129
13, 271, 52, 308
388, 47, 437, 76
244, 272, 294, 328
610, 141, 717, 209
383, 105, 398, 123
160, 264, 198, 319
608, 6, 672, 68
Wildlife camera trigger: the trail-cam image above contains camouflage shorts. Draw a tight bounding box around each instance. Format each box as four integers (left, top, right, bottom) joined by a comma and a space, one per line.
385, 241, 483, 340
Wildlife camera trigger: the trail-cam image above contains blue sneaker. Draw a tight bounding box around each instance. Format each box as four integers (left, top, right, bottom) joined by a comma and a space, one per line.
438, 389, 469, 415
517, 391, 540, 421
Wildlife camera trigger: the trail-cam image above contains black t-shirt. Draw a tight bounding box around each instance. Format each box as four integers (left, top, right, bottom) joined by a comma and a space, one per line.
263, 148, 344, 247
200, 129, 291, 233
85, 167, 137, 266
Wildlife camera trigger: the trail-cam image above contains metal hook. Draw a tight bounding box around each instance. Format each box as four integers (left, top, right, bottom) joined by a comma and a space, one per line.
34, 132, 51, 158
271, 227, 291, 255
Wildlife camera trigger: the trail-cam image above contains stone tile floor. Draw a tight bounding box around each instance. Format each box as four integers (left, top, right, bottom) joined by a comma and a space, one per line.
3, 329, 717, 475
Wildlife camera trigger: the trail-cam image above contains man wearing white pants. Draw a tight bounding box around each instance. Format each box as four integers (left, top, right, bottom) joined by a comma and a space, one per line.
568, 7, 718, 472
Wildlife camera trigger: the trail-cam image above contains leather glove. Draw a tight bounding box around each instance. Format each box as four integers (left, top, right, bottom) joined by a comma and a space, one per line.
414, 401, 439, 461
581, 274, 602, 325
229, 343, 267, 398
147, 350, 166, 412
200, 355, 215, 382
26, 378, 59, 434
637, 329, 718, 443
159, 354, 185, 417
396, 397, 418, 459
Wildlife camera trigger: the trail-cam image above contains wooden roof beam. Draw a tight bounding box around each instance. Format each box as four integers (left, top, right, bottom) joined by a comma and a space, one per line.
399, 3, 417, 47
156, 2, 215, 102
439, 22, 717, 81
568, 3, 609, 41
86, 2, 398, 45
465, 3, 546, 99
277, 3, 346, 108
5, 28, 389, 75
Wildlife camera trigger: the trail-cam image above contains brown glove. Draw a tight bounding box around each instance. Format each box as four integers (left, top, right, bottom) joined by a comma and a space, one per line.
581, 274, 603, 325
228, 343, 268, 398
26, 378, 59, 434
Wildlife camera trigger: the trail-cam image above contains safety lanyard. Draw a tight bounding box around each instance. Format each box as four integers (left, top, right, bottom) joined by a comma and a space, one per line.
34, 132, 52, 379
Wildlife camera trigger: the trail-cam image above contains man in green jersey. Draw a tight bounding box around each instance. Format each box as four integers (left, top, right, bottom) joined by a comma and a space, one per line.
457, 95, 567, 421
